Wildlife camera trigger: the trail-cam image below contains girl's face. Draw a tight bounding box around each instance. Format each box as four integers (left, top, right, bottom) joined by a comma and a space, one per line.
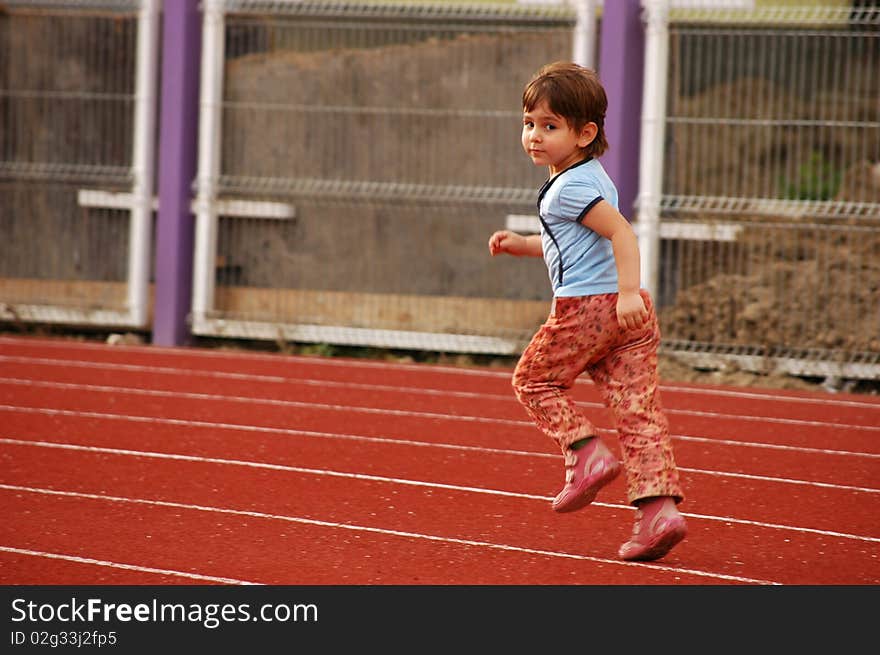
521, 100, 597, 176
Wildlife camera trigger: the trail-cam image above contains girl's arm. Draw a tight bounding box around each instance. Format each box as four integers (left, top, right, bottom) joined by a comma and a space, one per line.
580, 200, 649, 330
488, 230, 543, 257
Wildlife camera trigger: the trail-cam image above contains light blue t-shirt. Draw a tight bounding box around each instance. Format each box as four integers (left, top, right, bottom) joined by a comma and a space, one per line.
536, 157, 619, 297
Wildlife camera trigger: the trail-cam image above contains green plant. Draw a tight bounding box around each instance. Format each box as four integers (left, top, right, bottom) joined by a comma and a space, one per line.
780, 151, 842, 201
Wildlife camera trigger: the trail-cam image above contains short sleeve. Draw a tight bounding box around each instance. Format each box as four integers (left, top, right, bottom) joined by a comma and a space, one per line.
556, 178, 604, 223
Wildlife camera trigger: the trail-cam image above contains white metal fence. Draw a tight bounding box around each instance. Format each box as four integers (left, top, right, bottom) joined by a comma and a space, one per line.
190, 0, 585, 354
0, 0, 160, 328
2, 0, 879, 380
641, 1, 880, 379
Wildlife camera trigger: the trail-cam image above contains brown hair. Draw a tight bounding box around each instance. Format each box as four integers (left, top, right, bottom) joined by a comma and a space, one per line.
522, 61, 609, 158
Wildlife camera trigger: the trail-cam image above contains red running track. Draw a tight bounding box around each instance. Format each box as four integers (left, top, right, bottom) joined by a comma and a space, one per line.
1, 335, 878, 585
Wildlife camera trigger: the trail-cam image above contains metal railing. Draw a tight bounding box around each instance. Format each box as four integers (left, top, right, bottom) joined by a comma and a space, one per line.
190, 0, 586, 354
640, 0, 880, 379
2, 0, 878, 381
0, 0, 159, 328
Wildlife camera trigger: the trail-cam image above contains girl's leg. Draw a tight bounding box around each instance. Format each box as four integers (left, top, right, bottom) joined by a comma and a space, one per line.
585, 292, 683, 504
587, 344, 684, 505
512, 295, 621, 512
586, 292, 686, 560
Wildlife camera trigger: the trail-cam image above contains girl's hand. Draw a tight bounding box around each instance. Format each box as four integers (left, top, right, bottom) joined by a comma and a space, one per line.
488, 230, 521, 256
616, 291, 649, 330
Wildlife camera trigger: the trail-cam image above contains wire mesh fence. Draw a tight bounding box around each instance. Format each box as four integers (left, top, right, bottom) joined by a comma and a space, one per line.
0, 0, 156, 326
2, 0, 878, 380
655, 1, 880, 379
192, 1, 582, 353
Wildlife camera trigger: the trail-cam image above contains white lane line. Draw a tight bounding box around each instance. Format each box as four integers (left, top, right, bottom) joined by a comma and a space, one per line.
0, 483, 781, 585
668, 432, 880, 459
3, 402, 879, 473
0, 376, 528, 424
657, 383, 880, 409
0, 545, 259, 585
0, 403, 544, 456
0, 336, 506, 374
678, 466, 880, 495
666, 406, 880, 430
2, 438, 878, 545
4, 354, 880, 417
3, 377, 879, 437
2, 341, 877, 409
0, 354, 288, 383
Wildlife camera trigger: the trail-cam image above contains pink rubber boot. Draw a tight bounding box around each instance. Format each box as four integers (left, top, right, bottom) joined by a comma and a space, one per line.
552, 437, 621, 513
618, 496, 687, 561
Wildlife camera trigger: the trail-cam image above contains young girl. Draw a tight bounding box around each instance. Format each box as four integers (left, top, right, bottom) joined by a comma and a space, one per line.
488, 61, 687, 562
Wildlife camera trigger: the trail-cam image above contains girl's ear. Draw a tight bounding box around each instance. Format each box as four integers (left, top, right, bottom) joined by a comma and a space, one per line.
578, 122, 598, 148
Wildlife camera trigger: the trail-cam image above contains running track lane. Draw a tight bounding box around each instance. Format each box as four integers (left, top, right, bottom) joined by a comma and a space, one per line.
0, 335, 878, 585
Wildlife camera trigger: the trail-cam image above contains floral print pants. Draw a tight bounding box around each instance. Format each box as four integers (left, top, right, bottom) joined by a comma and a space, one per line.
512, 291, 684, 506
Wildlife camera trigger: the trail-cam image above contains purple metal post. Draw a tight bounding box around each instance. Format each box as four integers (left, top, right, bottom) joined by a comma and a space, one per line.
598, 0, 645, 223
152, 0, 202, 346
